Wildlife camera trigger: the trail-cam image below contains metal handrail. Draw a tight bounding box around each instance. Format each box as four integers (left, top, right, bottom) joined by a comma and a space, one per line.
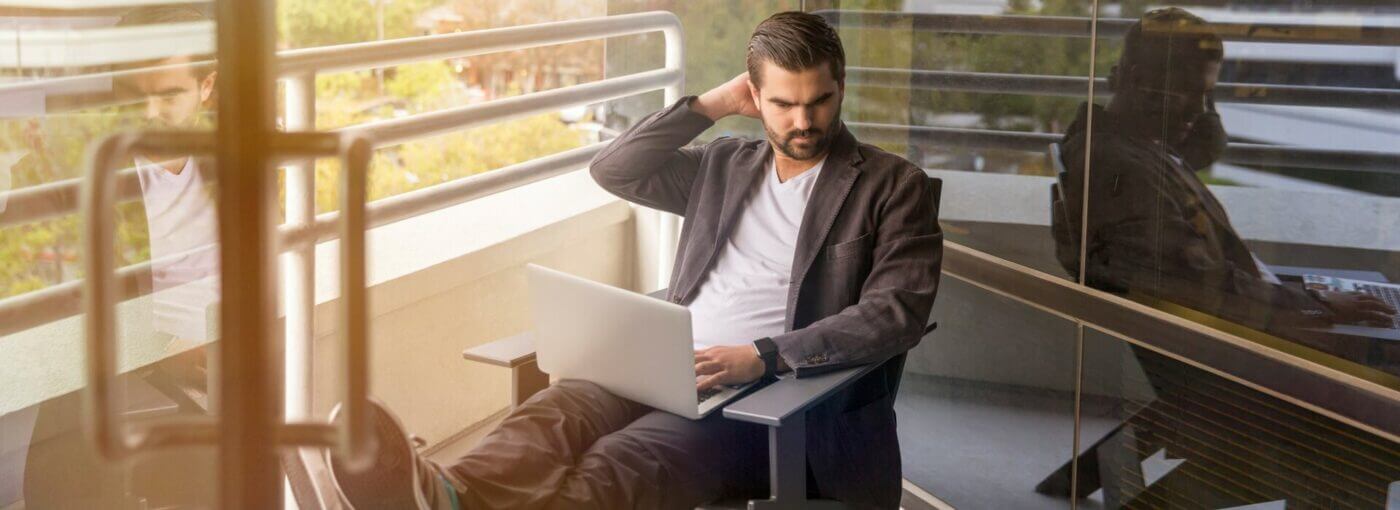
0, 11, 684, 228
339, 69, 679, 148
0, 135, 340, 229
81, 130, 373, 462
279, 142, 607, 248
814, 10, 1400, 46
849, 123, 1400, 175
1, 12, 683, 339
847, 67, 1400, 110
279, 11, 682, 75
9, 11, 1399, 229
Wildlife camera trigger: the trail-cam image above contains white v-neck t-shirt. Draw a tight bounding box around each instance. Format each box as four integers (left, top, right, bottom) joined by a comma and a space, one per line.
135, 157, 221, 341
688, 156, 826, 346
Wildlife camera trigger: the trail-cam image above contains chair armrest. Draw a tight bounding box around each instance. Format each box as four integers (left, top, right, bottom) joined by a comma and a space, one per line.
722, 362, 880, 427
462, 332, 535, 368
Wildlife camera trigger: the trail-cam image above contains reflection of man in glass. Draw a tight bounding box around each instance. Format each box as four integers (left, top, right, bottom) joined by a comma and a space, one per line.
23, 6, 219, 509
117, 5, 221, 346
1051, 8, 1394, 342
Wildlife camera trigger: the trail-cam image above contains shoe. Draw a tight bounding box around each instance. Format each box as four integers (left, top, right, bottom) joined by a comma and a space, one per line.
327, 397, 442, 510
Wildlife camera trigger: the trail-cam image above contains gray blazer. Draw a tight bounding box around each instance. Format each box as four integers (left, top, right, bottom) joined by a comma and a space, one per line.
590, 97, 943, 508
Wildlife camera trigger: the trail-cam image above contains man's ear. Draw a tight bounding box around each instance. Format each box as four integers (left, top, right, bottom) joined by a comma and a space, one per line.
200, 71, 218, 104
747, 77, 761, 111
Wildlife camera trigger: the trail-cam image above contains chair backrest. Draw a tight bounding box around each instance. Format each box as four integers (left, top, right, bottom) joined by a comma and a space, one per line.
1046, 143, 1081, 280
888, 174, 944, 400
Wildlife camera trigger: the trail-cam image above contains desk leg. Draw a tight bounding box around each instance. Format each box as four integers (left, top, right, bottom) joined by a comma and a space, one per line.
511, 360, 550, 408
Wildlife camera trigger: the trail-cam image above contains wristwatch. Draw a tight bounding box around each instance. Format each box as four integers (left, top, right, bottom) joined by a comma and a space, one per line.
752, 337, 779, 379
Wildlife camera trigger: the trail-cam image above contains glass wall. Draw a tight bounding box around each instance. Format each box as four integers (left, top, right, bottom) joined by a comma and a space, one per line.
1, 4, 222, 507
814, 0, 1400, 508
2, 0, 1395, 508
1072, 3, 1400, 509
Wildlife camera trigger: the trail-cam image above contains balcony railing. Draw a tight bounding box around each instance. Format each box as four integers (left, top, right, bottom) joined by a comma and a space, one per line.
0, 12, 683, 340
822, 10, 1400, 176
0, 10, 1395, 441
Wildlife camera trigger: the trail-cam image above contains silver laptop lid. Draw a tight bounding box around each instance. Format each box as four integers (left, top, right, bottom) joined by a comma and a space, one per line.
526, 264, 701, 418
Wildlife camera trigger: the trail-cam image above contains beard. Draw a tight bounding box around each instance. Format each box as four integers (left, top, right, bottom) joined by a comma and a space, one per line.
763, 108, 840, 161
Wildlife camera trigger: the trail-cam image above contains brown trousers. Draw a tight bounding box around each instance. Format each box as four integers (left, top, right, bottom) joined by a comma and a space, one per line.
443, 380, 769, 509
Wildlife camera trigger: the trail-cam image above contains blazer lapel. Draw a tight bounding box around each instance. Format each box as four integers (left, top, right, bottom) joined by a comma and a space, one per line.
786, 125, 863, 329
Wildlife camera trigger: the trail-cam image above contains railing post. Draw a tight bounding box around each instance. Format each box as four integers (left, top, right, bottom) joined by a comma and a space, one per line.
657, 21, 685, 290
282, 72, 317, 424
282, 72, 318, 510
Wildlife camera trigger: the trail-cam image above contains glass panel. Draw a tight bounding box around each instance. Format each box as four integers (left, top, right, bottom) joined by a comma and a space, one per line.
1073, 4, 1400, 508
796, 0, 1093, 506
1066, 5, 1399, 379
898, 278, 1079, 509
1082, 328, 1400, 508
806, 0, 1098, 279
1, 5, 221, 508
606, 1, 803, 142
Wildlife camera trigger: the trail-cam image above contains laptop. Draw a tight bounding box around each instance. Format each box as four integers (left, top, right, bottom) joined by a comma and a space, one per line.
1303, 274, 1400, 334
526, 264, 755, 420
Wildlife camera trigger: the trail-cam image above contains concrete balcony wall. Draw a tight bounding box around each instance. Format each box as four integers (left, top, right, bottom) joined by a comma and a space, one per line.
306, 170, 640, 448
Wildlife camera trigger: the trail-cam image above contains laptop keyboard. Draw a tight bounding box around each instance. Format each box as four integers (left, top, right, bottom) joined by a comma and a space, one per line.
1356, 284, 1400, 328
697, 387, 722, 404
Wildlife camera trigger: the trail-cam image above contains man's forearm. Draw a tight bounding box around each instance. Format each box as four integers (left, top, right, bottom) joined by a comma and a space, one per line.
689, 92, 735, 122
587, 97, 713, 215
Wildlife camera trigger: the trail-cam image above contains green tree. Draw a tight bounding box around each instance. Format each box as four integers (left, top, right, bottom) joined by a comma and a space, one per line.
278, 0, 442, 49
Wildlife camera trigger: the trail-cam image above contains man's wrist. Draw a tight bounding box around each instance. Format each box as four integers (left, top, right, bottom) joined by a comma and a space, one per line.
752, 337, 779, 379
689, 93, 730, 122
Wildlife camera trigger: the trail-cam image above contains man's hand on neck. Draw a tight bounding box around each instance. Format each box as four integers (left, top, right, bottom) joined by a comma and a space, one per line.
693, 73, 828, 181
691, 73, 760, 122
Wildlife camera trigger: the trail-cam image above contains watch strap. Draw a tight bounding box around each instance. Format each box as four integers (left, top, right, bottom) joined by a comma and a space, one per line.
753, 337, 778, 378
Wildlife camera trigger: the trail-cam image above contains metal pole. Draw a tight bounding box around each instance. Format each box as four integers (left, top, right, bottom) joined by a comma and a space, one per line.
657, 23, 684, 290
215, 0, 283, 506
283, 73, 317, 424
1069, 3, 1103, 505
281, 73, 318, 510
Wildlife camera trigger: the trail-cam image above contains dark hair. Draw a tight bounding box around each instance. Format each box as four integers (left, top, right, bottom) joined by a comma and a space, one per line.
116, 5, 215, 78
1115, 7, 1223, 86
746, 11, 846, 87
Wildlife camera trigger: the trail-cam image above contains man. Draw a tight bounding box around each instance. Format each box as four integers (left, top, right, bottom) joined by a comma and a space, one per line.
330, 11, 942, 509
1050, 7, 1393, 338
117, 5, 222, 345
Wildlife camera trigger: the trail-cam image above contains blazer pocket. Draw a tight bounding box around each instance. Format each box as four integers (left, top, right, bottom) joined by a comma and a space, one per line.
825, 232, 873, 261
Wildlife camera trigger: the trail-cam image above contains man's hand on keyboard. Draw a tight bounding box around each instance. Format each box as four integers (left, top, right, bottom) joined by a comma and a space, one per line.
695, 345, 764, 391
1316, 290, 1398, 325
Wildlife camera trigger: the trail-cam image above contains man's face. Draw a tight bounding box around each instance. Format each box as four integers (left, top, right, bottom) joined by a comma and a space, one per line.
121, 56, 215, 129
1124, 60, 1219, 143
748, 61, 844, 162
